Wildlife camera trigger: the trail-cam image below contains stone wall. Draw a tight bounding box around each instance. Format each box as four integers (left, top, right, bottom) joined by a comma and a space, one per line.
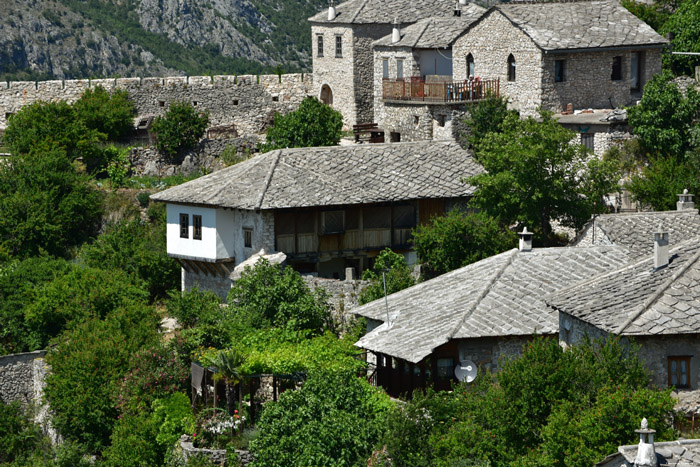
457, 335, 533, 373
0, 74, 313, 138
0, 350, 47, 407
353, 24, 394, 126
453, 11, 543, 116
178, 435, 254, 466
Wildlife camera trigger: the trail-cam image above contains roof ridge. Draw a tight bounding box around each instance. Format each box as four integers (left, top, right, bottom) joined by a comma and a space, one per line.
350, 0, 369, 23
616, 246, 700, 334
446, 248, 518, 341
255, 150, 282, 210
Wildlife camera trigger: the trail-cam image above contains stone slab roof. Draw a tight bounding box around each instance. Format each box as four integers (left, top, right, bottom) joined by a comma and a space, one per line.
494, 0, 668, 52
549, 237, 700, 336
597, 439, 700, 467
151, 141, 483, 210
354, 246, 629, 363
374, 8, 485, 48
309, 0, 462, 24
572, 210, 700, 259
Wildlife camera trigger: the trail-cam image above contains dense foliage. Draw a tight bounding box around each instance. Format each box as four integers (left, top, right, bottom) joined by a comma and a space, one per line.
72, 86, 135, 141
383, 337, 675, 467
152, 101, 209, 158
250, 370, 393, 467
461, 94, 517, 150
412, 210, 517, 279
359, 248, 416, 305
467, 111, 621, 244
260, 97, 343, 151
661, 0, 700, 75
0, 144, 103, 259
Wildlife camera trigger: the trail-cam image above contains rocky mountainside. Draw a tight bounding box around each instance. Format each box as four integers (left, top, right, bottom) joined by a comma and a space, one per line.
0, 0, 326, 80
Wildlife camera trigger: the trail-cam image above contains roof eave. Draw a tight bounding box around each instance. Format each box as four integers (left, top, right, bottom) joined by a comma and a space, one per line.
543, 42, 669, 55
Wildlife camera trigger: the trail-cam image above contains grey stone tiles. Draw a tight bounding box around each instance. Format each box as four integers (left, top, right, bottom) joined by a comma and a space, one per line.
151, 141, 483, 210
496, 0, 668, 51
309, 0, 464, 25
374, 8, 485, 49
598, 439, 700, 467
354, 246, 629, 363
548, 238, 700, 336
574, 210, 700, 259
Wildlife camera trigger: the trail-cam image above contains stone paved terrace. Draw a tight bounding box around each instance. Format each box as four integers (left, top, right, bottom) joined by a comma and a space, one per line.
548, 237, 700, 336
354, 245, 629, 363
151, 141, 483, 210
495, 0, 668, 51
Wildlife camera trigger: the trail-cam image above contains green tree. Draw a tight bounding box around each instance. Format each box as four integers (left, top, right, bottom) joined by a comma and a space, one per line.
44, 306, 160, 454
227, 259, 332, 333
412, 210, 516, 279
73, 86, 135, 140
461, 94, 517, 150
260, 97, 343, 151
152, 101, 209, 158
250, 370, 393, 467
359, 248, 416, 305
213, 348, 247, 416
621, 0, 674, 32
0, 143, 103, 259
101, 413, 162, 467
467, 111, 620, 244
661, 0, 700, 75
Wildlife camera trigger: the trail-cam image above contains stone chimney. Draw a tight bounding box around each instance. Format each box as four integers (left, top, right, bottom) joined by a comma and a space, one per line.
459, 0, 469, 4
677, 189, 695, 211
391, 18, 400, 43
454, 1, 462, 16
328, 0, 336, 21
518, 227, 533, 252
654, 224, 669, 269
634, 418, 658, 467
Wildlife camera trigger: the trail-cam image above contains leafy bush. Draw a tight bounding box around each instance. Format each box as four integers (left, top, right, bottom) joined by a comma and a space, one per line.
359, 248, 416, 305
152, 393, 196, 451
0, 401, 48, 464
102, 413, 163, 467
250, 370, 393, 467
104, 144, 132, 188
661, 0, 700, 76
0, 142, 103, 259
167, 288, 223, 329
137, 191, 151, 208
44, 306, 160, 453
260, 97, 343, 151
461, 94, 516, 150
227, 259, 332, 333
152, 101, 209, 158
73, 86, 135, 140
412, 210, 516, 280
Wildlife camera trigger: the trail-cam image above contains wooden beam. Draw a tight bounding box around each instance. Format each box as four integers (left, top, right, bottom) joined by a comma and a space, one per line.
201, 262, 218, 277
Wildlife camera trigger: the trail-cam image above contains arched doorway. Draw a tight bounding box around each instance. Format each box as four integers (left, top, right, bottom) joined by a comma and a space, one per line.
320, 84, 333, 106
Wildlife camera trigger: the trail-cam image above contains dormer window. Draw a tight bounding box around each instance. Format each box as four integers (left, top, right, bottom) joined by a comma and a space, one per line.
507, 54, 516, 82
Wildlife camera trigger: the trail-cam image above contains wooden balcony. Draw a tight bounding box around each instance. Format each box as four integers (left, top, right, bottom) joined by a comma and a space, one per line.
382, 77, 499, 104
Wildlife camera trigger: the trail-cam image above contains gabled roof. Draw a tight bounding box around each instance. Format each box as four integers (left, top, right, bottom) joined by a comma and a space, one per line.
374, 8, 485, 49
354, 246, 629, 363
548, 238, 700, 336
572, 210, 700, 259
491, 0, 668, 52
151, 141, 483, 210
597, 439, 700, 467
308, 0, 462, 25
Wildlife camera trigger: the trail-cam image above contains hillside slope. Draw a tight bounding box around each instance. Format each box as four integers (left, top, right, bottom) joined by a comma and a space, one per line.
0, 0, 325, 80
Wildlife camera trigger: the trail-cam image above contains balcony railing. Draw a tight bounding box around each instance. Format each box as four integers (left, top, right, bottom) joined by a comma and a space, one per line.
382, 77, 499, 103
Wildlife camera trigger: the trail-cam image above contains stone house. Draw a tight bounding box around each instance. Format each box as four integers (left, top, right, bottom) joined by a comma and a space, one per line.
352, 232, 630, 397
549, 234, 700, 395
151, 140, 482, 298
308, 0, 472, 129
451, 0, 668, 117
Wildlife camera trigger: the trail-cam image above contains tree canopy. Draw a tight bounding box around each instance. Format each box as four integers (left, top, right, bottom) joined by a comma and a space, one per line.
151, 101, 209, 158
359, 248, 416, 305
661, 0, 700, 75
72, 86, 135, 141
260, 97, 343, 151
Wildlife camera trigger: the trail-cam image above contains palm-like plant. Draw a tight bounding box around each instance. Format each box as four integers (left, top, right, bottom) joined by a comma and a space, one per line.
212, 348, 246, 418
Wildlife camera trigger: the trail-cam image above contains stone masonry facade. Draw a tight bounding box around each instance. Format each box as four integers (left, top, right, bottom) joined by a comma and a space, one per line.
0, 73, 313, 137
0, 350, 47, 407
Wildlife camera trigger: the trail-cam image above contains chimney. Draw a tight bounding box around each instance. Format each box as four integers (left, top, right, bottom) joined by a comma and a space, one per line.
518, 227, 533, 252
391, 18, 401, 43
459, 0, 469, 4
634, 418, 658, 467
454, 1, 462, 16
328, 0, 336, 21
677, 189, 695, 211
654, 224, 669, 269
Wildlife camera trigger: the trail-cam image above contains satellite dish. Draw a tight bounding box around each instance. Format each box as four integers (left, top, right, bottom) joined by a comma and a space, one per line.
454, 360, 478, 383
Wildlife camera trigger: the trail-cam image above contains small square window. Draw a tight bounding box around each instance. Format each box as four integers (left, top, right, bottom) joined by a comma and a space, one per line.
335, 35, 342, 58
272, 96, 279, 102
233, 99, 239, 106
158, 100, 165, 107
243, 228, 253, 248
179, 214, 189, 238
193, 215, 202, 240
317, 35, 324, 57
611, 56, 623, 81
192, 101, 198, 107
322, 210, 345, 234
555, 60, 566, 82
668, 356, 691, 388
437, 114, 446, 127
